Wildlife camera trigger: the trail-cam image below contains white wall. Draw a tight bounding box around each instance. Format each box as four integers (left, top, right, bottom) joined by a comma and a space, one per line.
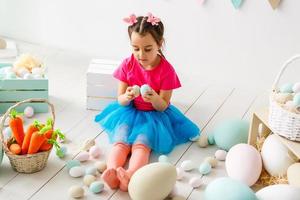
1, 0, 300, 87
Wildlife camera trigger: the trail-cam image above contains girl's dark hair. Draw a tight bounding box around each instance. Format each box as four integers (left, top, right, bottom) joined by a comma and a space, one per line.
128, 16, 165, 57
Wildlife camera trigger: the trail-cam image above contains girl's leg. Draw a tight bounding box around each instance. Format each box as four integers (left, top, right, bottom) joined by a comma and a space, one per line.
117, 143, 151, 191
101, 142, 131, 189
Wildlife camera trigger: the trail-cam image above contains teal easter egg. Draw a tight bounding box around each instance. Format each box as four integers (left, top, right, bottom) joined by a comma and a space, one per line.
158, 155, 169, 163
89, 181, 104, 193
0, 143, 3, 165
214, 119, 249, 151
204, 177, 258, 200
85, 166, 97, 175
140, 84, 151, 96
66, 160, 81, 170
293, 93, 300, 106
280, 83, 294, 93
199, 162, 212, 175
207, 132, 215, 145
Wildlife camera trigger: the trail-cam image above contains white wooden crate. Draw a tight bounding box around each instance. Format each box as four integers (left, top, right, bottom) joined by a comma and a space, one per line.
86, 59, 119, 110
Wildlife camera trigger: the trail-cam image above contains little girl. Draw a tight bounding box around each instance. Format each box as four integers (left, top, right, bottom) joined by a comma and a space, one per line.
95, 13, 200, 191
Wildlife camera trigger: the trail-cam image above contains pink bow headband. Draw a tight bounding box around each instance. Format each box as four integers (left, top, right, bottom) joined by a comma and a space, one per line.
123, 13, 161, 26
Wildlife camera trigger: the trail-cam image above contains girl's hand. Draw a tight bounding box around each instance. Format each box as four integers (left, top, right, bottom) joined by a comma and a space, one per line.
123, 87, 135, 101
142, 89, 159, 103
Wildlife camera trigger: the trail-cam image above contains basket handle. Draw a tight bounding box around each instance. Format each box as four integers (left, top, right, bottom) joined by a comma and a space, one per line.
0, 98, 55, 152
272, 55, 300, 92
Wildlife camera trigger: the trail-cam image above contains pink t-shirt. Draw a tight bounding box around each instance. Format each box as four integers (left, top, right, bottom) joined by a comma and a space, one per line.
113, 54, 181, 111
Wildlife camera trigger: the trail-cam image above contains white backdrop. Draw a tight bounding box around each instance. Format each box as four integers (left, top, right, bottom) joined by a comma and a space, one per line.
1, 0, 300, 87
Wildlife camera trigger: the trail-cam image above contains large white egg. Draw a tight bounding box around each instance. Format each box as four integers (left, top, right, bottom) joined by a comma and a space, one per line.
180, 160, 196, 171
261, 134, 296, 176
287, 163, 300, 187
256, 184, 300, 200
128, 162, 177, 200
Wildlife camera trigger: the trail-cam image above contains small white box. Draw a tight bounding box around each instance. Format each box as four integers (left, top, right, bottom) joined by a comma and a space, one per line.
86, 59, 120, 110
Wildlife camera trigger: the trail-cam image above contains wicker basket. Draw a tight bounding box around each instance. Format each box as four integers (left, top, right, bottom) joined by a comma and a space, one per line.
269, 55, 300, 141
0, 98, 55, 173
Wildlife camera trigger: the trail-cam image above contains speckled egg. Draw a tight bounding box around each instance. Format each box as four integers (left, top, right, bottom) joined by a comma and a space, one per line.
75, 151, 90, 162
69, 185, 84, 198
293, 82, 300, 93
140, 84, 151, 96
204, 156, 218, 168
158, 155, 169, 163
24, 106, 34, 118
189, 177, 202, 188
274, 93, 294, 104
132, 85, 140, 97
89, 181, 104, 194
176, 167, 184, 180
215, 150, 227, 161
85, 166, 97, 175
180, 160, 196, 171
89, 145, 101, 158
69, 166, 85, 178
199, 162, 212, 175
66, 160, 81, 170
197, 134, 208, 148
95, 161, 107, 173
83, 174, 96, 186
280, 83, 294, 93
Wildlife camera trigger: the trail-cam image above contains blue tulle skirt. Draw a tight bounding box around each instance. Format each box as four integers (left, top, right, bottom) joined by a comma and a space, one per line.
94, 101, 200, 154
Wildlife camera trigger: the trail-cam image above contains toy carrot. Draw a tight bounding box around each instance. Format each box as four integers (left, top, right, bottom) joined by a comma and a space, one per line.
9, 109, 25, 146
21, 120, 42, 155
39, 129, 64, 151
27, 125, 51, 154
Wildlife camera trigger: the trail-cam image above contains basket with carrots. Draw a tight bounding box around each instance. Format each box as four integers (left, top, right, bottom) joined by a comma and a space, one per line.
0, 98, 64, 173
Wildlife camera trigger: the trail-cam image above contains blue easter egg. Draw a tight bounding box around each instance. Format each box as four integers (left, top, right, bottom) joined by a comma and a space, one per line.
214, 119, 249, 151
89, 181, 104, 193
205, 177, 258, 200
158, 155, 169, 163
293, 93, 300, 106
199, 162, 212, 175
280, 83, 294, 93
140, 84, 151, 96
66, 160, 81, 170
85, 166, 97, 175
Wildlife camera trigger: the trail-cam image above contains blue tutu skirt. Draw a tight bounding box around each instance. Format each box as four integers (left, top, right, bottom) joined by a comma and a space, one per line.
94, 101, 200, 154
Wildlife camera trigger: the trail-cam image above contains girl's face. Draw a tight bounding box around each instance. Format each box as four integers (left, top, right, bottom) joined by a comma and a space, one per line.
130, 31, 161, 68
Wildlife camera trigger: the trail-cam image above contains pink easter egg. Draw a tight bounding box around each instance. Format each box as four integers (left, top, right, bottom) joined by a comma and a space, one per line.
75, 151, 90, 162
89, 146, 101, 158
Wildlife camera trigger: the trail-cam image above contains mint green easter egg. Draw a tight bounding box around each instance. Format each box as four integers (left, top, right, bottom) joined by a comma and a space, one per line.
293, 93, 300, 106
280, 83, 294, 93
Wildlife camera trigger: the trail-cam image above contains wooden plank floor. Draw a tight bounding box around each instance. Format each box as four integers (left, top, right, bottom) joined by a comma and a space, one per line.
0, 40, 269, 200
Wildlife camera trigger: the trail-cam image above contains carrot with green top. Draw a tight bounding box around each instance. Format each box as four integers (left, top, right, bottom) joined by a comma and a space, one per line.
28, 125, 51, 154
9, 109, 25, 146
21, 120, 42, 154
40, 129, 64, 151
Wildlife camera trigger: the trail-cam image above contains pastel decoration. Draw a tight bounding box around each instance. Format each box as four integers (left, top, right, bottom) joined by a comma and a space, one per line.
128, 162, 177, 200
69, 185, 84, 198
85, 166, 98, 175
207, 132, 215, 145
176, 167, 184, 180
24, 106, 34, 118
204, 177, 257, 200
287, 163, 300, 187
225, 144, 262, 186
75, 151, 90, 162
57, 146, 67, 158
198, 0, 206, 5
66, 160, 81, 170
293, 82, 300, 93
89, 181, 104, 194
83, 175, 96, 186
180, 160, 196, 171
23, 73, 34, 79
199, 162, 212, 175
213, 119, 249, 151
89, 145, 101, 158
215, 149, 227, 161
293, 93, 300, 106
69, 166, 85, 178
0, 38, 7, 49
256, 184, 300, 200
197, 134, 208, 148
3, 127, 12, 139
33, 74, 43, 79
0, 143, 3, 165
273, 93, 293, 104
132, 85, 140, 97
231, 0, 243, 9
261, 134, 296, 176
189, 177, 202, 188
158, 155, 169, 163
80, 139, 95, 151
204, 156, 218, 168
31, 67, 44, 76
268, 0, 281, 10
280, 83, 293, 93
94, 161, 107, 173
140, 84, 151, 96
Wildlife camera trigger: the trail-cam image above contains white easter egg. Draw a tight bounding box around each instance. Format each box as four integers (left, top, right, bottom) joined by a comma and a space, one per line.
176, 167, 184, 180
32, 67, 44, 75
17, 68, 30, 78
75, 151, 90, 162
94, 161, 107, 173
261, 134, 296, 176
287, 163, 300, 187
23, 73, 34, 79
256, 184, 300, 200
215, 150, 227, 161
292, 82, 300, 93
128, 162, 177, 200
3, 127, 12, 139
83, 174, 96, 186
69, 166, 85, 178
197, 134, 208, 148
24, 106, 34, 118
180, 160, 196, 171
85, 166, 97, 175
204, 157, 218, 168
132, 85, 140, 97
140, 84, 151, 96
89, 145, 101, 158
225, 144, 262, 186
189, 177, 202, 188
68, 185, 84, 198
158, 155, 169, 163
33, 74, 43, 79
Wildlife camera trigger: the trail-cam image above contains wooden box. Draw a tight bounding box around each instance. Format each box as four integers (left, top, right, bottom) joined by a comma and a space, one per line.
86, 59, 119, 110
